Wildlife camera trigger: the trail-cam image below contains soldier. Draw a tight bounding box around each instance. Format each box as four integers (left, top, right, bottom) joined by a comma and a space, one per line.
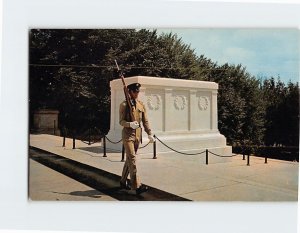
119, 82, 155, 195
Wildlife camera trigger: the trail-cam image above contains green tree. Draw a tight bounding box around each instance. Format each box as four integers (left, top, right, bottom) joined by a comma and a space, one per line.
30, 29, 298, 148
207, 63, 265, 145
262, 78, 299, 146
284, 82, 299, 146
29, 29, 208, 134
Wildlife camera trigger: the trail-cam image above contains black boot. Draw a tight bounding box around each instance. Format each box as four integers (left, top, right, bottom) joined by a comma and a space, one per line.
136, 184, 149, 195
120, 181, 131, 190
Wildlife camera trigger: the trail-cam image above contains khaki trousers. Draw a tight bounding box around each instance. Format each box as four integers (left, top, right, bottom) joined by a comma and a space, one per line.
120, 139, 141, 190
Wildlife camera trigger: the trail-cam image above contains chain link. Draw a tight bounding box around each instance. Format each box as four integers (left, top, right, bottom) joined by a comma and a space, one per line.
65, 127, 238, 158
105, 136, 122, 144
154, 135, 206, 156
208, 150, 238, 158
139, 141, 151, 149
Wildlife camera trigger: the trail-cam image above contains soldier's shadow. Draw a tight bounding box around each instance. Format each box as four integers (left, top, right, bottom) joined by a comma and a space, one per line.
69, 189, 104, 198
52, 189, 104, 198
78, 146, 119, 154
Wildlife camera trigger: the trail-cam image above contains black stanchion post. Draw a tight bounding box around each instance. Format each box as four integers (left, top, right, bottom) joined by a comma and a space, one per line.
103, 136, 107, 157
72, 135, 75, 149
242, 148, 245, 160
62, 127, 66, 147
121, 144, 125, 161
265, 155, 268, 164
206, 149, 208, 165
153, 141, 157, 159
88, 128, 91, 145
54, 120, 56, 135
247, 154, 250, 166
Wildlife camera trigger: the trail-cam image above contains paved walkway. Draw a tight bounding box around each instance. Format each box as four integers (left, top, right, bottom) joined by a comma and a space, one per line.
29, 159, 116, 201
29, 134, 299, 201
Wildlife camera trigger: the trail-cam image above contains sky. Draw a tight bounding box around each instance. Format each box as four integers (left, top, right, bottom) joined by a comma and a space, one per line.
156, 28, 299, 84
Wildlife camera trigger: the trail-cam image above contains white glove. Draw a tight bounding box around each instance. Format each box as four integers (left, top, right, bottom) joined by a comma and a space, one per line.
148, 135, 155, 143
129, 121, 139, 129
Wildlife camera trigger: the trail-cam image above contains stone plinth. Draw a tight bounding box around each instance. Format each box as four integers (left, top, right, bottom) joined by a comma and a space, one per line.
106, 76, 232, 162
33, 109, 60, 135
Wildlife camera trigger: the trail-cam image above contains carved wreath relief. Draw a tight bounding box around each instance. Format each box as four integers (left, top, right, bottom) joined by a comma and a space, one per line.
174, 95, 187, 110
198, 96, 209, 110
147, 94, 161, 110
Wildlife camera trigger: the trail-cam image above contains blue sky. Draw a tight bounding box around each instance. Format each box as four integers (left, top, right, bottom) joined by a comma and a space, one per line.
156, 29, 299, 84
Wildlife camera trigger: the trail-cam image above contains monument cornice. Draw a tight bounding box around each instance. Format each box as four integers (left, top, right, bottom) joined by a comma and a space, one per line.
110, 76, 218, 90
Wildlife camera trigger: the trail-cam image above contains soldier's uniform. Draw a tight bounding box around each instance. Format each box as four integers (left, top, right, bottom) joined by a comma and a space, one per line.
119, 84, 152, 190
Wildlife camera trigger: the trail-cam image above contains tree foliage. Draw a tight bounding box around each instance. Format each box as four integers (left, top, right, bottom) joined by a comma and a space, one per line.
29, 29, 209, 134
29, 29, 299, 147
206, 64, 266, 146
262, 78, 299, 146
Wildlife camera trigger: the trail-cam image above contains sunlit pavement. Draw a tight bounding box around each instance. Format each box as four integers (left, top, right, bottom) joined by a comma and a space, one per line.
29, 134, 298, 201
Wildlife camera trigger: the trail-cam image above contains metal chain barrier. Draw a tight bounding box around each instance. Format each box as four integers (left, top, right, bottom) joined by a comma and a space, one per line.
105, 136, 122, 144
62, 126, 260, 166
154, 135, 206, 156
208, 150, 239, 158
76, 127, 103, 145
105, 135, 151, 149
81, 140, 100, 145
61, 128, 264, 166
139, 141, 151, 149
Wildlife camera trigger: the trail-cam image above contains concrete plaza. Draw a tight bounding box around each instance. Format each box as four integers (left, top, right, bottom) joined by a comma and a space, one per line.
29, 134, 298, 201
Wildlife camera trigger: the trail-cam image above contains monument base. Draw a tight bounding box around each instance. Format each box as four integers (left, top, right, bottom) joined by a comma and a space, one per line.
105, 130, 232, 163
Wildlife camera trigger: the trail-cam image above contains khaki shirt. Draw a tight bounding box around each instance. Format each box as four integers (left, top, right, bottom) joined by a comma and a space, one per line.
119, 100, 152, 141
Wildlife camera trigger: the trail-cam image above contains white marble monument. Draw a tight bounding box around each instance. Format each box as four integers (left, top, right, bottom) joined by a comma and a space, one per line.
106, 76, 232, 162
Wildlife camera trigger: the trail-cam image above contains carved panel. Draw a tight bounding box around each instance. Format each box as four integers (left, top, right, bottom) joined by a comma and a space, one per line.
147, 94, 162, 111
198, 96, 209, 111
174, 95, 187, 110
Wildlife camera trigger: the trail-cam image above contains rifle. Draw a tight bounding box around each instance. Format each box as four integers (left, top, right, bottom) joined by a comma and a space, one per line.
114, 60, 136, 122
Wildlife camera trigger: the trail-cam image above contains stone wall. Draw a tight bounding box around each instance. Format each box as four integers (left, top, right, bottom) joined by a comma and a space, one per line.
33, 109, 60, 135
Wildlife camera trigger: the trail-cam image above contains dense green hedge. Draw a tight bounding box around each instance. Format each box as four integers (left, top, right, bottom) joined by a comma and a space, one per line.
233, 146, 299, 162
